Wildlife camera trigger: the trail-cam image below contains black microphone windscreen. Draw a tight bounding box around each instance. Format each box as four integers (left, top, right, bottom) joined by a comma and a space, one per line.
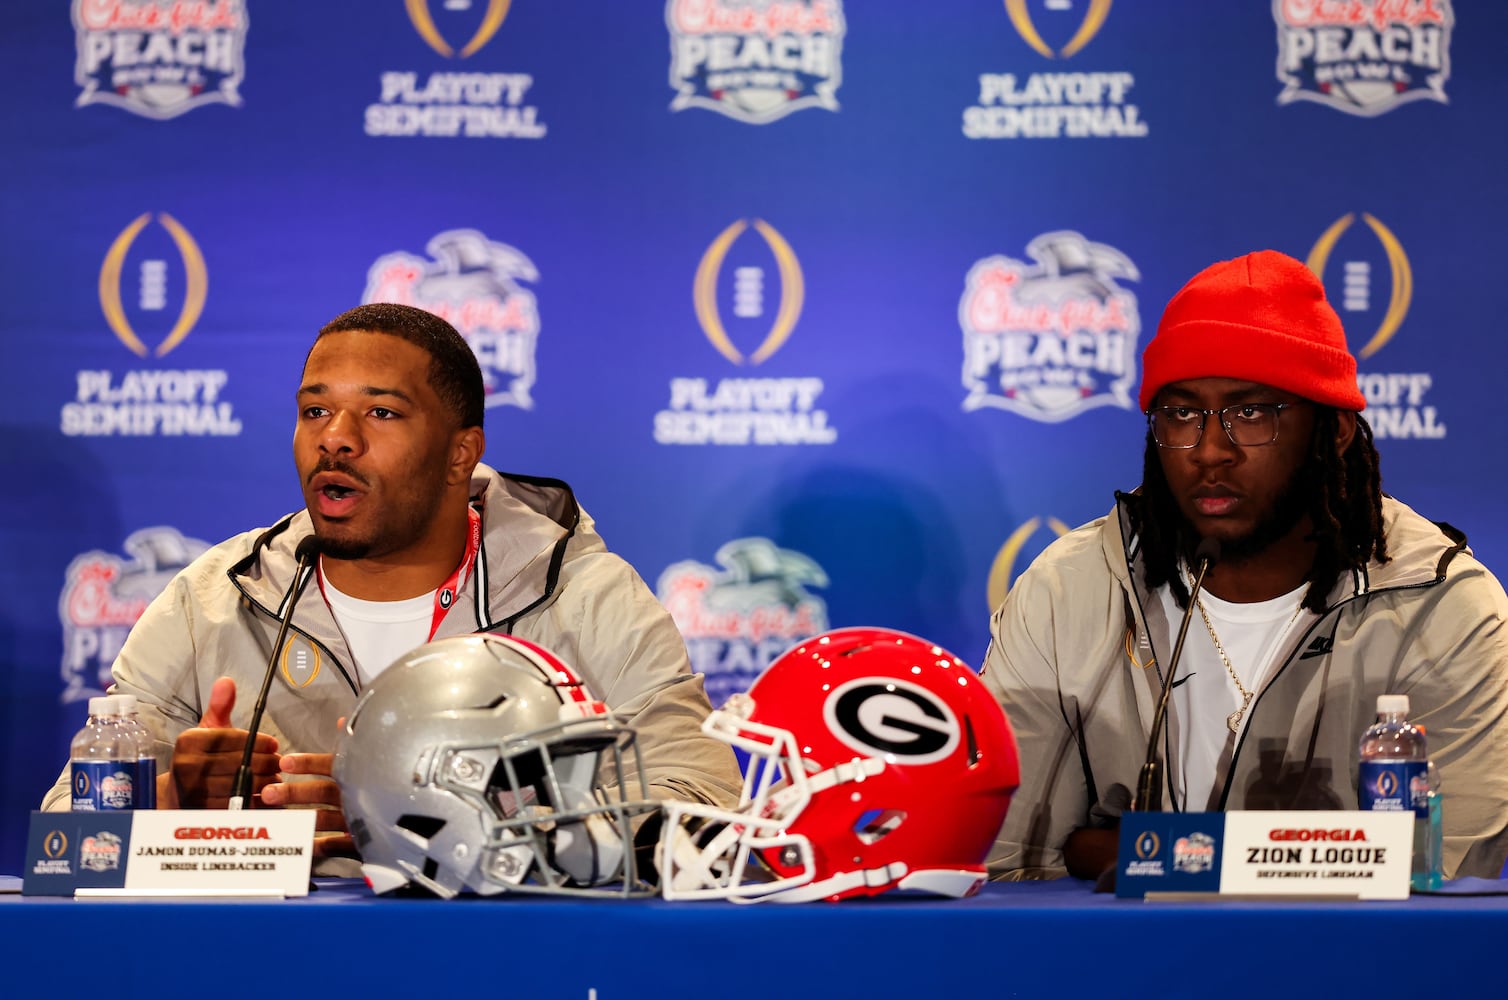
1194, 536, 1221, 567
295, 536, 323, 562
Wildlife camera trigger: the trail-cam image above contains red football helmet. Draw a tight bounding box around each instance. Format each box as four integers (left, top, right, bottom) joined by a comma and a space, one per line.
659, 627, 1019, 902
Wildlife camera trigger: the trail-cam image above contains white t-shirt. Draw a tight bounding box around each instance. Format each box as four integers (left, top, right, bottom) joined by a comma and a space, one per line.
320, 570, 434, 686
1157, 579, 1311, 810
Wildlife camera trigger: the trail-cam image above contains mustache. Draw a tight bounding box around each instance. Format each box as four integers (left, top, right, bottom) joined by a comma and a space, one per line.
306, 458, 371, 488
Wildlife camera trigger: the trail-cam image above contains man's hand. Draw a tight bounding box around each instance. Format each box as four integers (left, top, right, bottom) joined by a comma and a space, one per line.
261, 733, 356, 860
160, 677, 279, 810
1064, 826, 1120, 881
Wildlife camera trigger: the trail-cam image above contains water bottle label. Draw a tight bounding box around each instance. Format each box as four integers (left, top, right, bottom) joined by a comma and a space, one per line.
1359, 761, 1428, 817
135, 758, 157, 810
71, 762, 138, 811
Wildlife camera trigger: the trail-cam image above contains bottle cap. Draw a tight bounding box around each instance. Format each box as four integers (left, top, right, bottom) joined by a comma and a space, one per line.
87, 696, 116, 716
1377, 693, 1410, 715
112, 693, 139, 713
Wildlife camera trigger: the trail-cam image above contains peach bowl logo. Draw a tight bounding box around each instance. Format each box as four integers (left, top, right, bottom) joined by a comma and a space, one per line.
987, 516, 1071, 612
59, 526, 209, 703
73, 0, 249, 120
656, 537, 829, 705
1173, 832, 1216, 874
657, 219, 834, 446
405, 0, 511, 58
64, 214, 241, 438
80, 831, 124, 872
961, 231, 1141, 422
1305, 212, 1442, 440
364, 229, 541, 410
1275, 0, 1452, 117
667, 0, 845, 124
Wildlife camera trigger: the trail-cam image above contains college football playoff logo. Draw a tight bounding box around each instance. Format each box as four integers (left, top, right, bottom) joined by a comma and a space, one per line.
405, 0, 511, 57
99, 213, 208, 358
694, 219, 804, 365
1306, 211, 1411, 360
1004, 0, 1113, 58
987, 515, 1071, 612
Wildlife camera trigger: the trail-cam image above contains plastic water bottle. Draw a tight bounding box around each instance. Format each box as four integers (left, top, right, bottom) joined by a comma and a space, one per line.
111, 693, 157, 810
1425, 759, 1443, 887
70, 697, 140, 810
1358, 694, 1439, 891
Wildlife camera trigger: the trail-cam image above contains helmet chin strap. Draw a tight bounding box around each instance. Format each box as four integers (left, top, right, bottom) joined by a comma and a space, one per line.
765, 755, 886, 815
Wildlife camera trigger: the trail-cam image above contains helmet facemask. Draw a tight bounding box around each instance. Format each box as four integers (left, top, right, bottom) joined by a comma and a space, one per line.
336, 634, 660, 899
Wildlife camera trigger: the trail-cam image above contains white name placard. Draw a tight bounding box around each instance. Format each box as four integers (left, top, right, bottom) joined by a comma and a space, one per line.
94, 809, 315, 897
1219, 810, 1413, 900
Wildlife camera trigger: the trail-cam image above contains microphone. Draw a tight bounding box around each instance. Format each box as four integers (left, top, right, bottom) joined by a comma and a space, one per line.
229, 536, 322, 811
1131, 536, 1221, 814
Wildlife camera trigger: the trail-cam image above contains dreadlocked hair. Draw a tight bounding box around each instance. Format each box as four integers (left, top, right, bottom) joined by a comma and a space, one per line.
1129, 407, 1389, 614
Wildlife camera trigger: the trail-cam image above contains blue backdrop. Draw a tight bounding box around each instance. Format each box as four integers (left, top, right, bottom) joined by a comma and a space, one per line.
2, 1, 1498, 873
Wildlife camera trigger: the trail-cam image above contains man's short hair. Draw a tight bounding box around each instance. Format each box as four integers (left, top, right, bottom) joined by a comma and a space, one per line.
316, 303, 484, 429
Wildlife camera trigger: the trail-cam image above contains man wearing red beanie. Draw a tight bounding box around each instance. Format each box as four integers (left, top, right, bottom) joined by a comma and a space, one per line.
983, 250, 1508, 883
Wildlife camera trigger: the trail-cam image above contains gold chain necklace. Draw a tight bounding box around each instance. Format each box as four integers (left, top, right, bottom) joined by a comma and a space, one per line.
1188, 574, 1304, 734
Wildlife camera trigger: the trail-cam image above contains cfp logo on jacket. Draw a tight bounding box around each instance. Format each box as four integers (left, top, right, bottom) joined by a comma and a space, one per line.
667, 0, 846, 124
961, 231, 1141, 422
655, 220, 835, 446
281, 635, 321, 689
987, 516, 1070, 612
965, 0, 1145, 139
656, 537, 830, 706
1275, 0, 1453, 117
367, 0, 543, 138
364, 229, 541, 410
1306, 212, 1443, 440
58, 527, 210, 704
72, 0, 249, 120
62, 215, 242, 438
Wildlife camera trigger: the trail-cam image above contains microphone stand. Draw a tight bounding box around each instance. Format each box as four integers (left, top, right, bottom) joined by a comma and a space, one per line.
1132, 536, 1221, 813
229, 537, 321, 811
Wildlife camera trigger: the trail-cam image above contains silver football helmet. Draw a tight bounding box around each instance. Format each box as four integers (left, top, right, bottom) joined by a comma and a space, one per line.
332, 633, 657, 898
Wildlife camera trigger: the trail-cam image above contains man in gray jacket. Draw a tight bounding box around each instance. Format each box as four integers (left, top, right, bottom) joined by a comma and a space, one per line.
984, 250, 1508, 882
43, 303, 742, 870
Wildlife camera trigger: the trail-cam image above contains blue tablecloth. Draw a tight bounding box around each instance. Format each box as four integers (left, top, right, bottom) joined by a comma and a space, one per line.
4, 875, 1506, 998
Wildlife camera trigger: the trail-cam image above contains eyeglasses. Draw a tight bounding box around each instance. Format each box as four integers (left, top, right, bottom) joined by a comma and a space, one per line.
1146, 403, 1301, 449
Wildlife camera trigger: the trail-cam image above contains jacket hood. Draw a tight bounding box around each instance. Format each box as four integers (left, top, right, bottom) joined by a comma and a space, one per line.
228, 463, 595, 629
1106, 491, 1466, 608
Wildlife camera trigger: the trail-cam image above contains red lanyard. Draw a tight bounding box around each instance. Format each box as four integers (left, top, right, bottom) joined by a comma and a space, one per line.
313, 505, 483, 641
428, 506, 483, 640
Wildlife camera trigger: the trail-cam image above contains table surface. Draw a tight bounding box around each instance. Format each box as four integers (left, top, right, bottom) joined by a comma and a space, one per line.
5, 875, 1506, 999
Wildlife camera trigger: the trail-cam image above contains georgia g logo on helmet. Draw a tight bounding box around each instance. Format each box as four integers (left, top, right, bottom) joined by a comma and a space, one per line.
823, 677, 961, 765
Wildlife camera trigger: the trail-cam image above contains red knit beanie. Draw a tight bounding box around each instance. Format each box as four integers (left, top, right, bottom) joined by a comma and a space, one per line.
1138, 250, 1366, 412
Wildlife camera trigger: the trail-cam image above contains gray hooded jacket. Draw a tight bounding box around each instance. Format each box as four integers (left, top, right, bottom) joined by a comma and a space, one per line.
985, 494, 1508, 881
43, 464, 742, 828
